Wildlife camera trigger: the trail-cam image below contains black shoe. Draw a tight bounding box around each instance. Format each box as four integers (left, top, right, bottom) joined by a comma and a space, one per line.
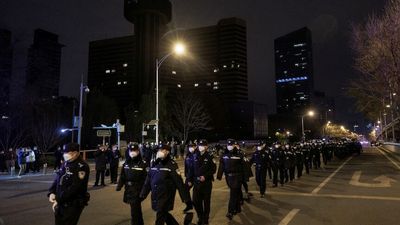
226, 213, 233, 220
101, 184, 106, 186
93, 184, 98, 187
272, 184, 277, 188
260, 194, 265, 198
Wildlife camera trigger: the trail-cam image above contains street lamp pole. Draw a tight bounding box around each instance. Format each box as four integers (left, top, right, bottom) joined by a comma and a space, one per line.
301, 115, 305, 141
155, 43, 185, 144
77, 77, 89, 149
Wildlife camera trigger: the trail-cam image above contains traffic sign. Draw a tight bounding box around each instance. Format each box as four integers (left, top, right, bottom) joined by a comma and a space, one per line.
97, 130, 111, 137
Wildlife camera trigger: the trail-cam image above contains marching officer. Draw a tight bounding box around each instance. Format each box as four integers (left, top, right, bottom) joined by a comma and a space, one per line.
109, 144, 121, 184
250, 140, 270, 197
188, 139, 216, 225
217, 139, 247, 220
116, 144, 148, 225
270, 143, 281, 187
294, 144, 304, 178
140, 144, 193, 225
48, 143, 90, 225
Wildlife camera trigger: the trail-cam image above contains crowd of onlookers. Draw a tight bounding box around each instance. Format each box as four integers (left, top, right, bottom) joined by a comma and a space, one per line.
0, 146, 48, 177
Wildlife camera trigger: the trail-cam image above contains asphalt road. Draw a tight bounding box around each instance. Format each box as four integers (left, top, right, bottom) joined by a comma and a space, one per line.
1, 146, 400, 225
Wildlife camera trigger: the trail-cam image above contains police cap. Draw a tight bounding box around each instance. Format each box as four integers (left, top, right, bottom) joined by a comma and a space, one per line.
158, 143, 171, 151
63, 143, 79, 153
198, 139, 208, 146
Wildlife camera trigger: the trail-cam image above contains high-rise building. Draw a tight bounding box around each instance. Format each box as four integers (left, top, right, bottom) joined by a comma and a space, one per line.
161, 17, 248, 103
124, 0, 172, 108
0, 29, 13, 116
26, 29, 63, 99
88, 35, 136, 113
275, 27, 313, 114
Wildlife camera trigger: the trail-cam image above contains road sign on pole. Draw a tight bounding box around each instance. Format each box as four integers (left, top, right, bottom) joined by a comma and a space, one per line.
97, 130, 111, 137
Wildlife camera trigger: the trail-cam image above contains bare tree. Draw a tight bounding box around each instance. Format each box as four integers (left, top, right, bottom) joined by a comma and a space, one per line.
349, 0, 400, 120
0, 104, 29, 151
170, 93, 212, 143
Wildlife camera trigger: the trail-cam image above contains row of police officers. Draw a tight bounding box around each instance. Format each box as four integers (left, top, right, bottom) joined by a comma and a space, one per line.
47, 139, 360, 225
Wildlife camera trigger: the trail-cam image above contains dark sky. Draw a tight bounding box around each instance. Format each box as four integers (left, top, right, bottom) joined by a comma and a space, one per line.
0, 0, 386, 127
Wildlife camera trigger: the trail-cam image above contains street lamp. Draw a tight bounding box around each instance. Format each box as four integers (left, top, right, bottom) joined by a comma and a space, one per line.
61, 128, 78, 142
77, 78, 89, 149
155, 42, 186, 144
301, 110, 315, 141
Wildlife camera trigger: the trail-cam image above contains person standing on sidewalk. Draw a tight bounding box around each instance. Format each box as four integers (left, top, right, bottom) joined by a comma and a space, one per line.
94, 145, 108, 186
5, 148, 16, 176
17, 148, 27, 177
48, 143, 90, 225
109, 144, 121, 184
116, 144, 148, 225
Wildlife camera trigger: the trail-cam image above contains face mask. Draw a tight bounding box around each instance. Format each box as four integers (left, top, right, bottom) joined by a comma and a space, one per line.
188, 147, 195, 153
63, 153, 73, 162
257, 146, 263, 151
285, 145, 290, 149
198, 146, 206, 153
227, 145, 234, 151
129, 151, 138, 158
156, 151, 166, 159
274, 145, 280, 149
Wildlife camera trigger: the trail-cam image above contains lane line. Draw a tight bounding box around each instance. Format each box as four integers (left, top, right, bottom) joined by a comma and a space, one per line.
213, 189, 400, 201
311, 156, 353, 194
378, 147, 400, 170
278, 209, 300, 225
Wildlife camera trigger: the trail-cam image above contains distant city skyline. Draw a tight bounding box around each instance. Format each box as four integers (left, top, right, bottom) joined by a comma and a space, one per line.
0, 0, 386, 128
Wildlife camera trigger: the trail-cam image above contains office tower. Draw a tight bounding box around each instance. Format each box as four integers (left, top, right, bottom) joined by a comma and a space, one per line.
26, 29, 63, 99
0, 29, 13, 117
124, 0, 172, 108
88, 35, 135, 112
275, 27, 313, 114
162, 17, 248, 103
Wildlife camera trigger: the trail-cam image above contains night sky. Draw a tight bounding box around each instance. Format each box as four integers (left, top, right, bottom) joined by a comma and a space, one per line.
0, 0, 386, 129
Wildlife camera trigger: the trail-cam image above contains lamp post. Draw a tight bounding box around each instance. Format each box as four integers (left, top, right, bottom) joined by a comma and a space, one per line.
155, 43, 185, 144
301, 110, 315, 141
61, 128, 78, 142
77, 78, 89, 148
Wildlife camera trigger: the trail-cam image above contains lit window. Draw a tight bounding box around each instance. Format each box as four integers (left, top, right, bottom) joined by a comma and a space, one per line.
123, 63, 128, 67
293, 43, 306, 47
111, 69, 116, 73
194, 83, 199, 87
279, 55, 283, 58
213, 82, 219, 85
223, 65, 227, 68
284, 71, 287, 74
237, 64, 240, 68
177, 84, 182, 88
123, 81, 127, 85
213, 86, 219, 90
295, 63, 299, 67
117, 81, 121, 85
206, 83, 211, 86
213, 69, 218, 73
105, 69, 111, 74
172, 71, 177, 75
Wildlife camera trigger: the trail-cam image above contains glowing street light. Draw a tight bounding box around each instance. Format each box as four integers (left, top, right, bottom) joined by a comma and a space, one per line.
301, 110, 315, 141
155, 42, 186, 144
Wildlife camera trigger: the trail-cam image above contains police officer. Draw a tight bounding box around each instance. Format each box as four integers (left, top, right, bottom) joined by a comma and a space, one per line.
140, 144, 192, 225
188, 139, 216, 225
185, 143, 196, 190
270, 143, 281, 187
48, 143, 90, 225
217, 139, 247, 220
294, 144, 304, 178
250, 140, 269, 197
109, 144, 121, 184
116, 144, 148, 225
94, 145, 108, 186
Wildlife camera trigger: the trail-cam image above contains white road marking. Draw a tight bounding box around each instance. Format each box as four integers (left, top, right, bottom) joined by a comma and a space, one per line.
349, 170, 396, 188
278, 209, 300, 225
378, 147, 400, 170
311, 156, 353, 194
213, 189, 400, 201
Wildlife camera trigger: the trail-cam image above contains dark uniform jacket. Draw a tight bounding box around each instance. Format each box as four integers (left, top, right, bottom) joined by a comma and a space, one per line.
188, 151, 216, 184
250, 148, 270, 169
140, 155, 190, 212
117, 156, 148, 204
184, 152, 195, 183
94, 149, 108, 171
217, 149, 247, 188
48, 156, 90, 206
108, 150, 121, 167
